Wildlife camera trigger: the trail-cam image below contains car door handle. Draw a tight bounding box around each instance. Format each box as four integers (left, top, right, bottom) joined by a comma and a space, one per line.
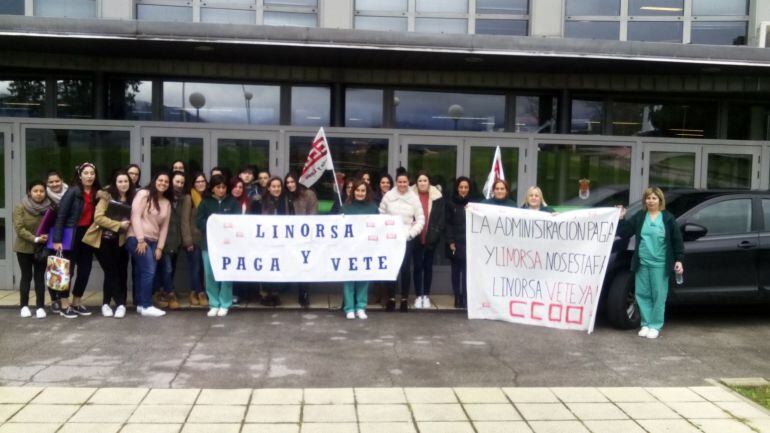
737, 240, 757, 249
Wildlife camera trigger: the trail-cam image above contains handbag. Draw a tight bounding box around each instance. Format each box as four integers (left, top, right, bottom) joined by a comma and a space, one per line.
44, 251, 71, 292
46, 227, 74, 251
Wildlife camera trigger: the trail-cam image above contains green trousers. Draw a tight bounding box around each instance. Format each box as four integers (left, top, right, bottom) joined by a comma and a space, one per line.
202, 250, 233, 309
635, 265, 669, 330
343, 281, 369, 313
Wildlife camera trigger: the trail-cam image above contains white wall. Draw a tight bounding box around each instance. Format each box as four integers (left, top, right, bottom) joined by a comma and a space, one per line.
530, 0, 564, 38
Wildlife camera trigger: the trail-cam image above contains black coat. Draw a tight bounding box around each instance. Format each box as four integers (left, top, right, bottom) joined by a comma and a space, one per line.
445, 195, 470, 260
617, 210, 685, 274
53, 185, 91, 242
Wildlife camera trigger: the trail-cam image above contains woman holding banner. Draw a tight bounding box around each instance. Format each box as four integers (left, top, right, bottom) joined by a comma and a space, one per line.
445, 176, 472, 309
341, 179, 379, 319
521, 186, 555, 213
482, 179, 517, 207
285, 172, 318, 308
411, 171, 444, 309
260, 176, 288, 306
618, 187, 684, 339
379, 167, 424, 312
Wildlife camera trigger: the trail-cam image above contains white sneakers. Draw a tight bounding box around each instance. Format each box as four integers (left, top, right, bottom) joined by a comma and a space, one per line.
346, 312, 356, 320
136, 306, 143, 314
638, 326, 660, 339
638, 326, 649, 337
413, 296, 433, 309
140, 306, 166, 317
647, 329, 660, 339
114, 305, 126, 319
422, 296, 432, 308
207, 308, 219, 317
356, 310, 368, 320
21, 306, 46, 319
217, 308, 228, 317
20, 306, 31, 318
102, 304, 114, 317
35, 308, 46, 319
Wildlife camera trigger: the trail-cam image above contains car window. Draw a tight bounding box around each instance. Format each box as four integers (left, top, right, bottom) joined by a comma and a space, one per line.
688, 199, 752, 236
763, 199, 770, 231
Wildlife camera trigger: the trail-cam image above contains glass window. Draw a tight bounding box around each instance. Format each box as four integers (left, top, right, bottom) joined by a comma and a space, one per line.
475, 19, 527, 36
217, 139, 270, 179
0, 219, 5, 260
57, 80, 93, 119
408, 144, 457, 197
163, 82, 280, 125
727, 104, 770, 141
691, 21, 747, 45
648, 151, 696, 188
470, 146, 518, 200
0, 0, 25, 15
34, 0, 96, 18
136, 4, 193, 22
571, 99, 604, 134
355, 16, 408, 31
150, 137, 204, 176
25, 129, 130, 186
566, 0, 620, 16
265, 0, 316, 6
416, 0, 467, 13
356, 0, 407, 12
394, 90, 505, 132
201, 8, 256, 24
692, 0, 747, 16
0, 80, 45, 117
289, 136, 389, 213
706, 153, 752, 189
263, 11, 316, 27
291, 86, 330, 127
762, 199, 770, 232
627, 21, 682, 42
629, 0, 683, 16
689, 199, 752, 235
611, 101, 717, 138
108, 79, 153, 121
515, 96, 557, 133
0, 132, 4, 208
415, 18, 467, 34
206, 0, 254, 4
537, 144, 632, 209
564, 21, 619, 40
476, 0, 528, 14
345, 88, 383, 128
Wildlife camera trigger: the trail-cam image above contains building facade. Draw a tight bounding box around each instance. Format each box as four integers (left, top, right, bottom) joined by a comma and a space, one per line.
0, 0, 769, 290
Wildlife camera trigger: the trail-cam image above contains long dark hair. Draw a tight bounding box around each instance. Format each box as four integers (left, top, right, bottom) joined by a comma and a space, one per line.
145, 171, 174, 212
126, 163, 142, 188
72, 162, 102, 193
345, 179, 373, 204
284, 171, 305, 200
230, 177, 249, 207
189, 171, 207, 195
106, 169, 136, 203
378, 173, 393, 193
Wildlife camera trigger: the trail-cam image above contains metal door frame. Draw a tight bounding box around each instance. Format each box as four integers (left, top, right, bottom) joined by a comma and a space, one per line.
210, 130, 280, 176
462, 137, 529, 203
140, 127, 211, 181
701, 145, 762, 190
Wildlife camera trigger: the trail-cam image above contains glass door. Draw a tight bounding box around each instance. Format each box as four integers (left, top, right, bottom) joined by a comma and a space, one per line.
701, 146, 761, 190
141, 128, 208, 183
401, 136, 462, 194
464, 138, 527, 203
0, 124, 12, 290
643, 143, 701, 190
211, 131, 277, 179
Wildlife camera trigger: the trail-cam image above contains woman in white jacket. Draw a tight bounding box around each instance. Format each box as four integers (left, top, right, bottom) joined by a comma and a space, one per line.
379, 167, 424, 312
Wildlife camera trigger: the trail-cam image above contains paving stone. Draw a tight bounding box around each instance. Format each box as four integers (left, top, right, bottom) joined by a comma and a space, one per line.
119, 424, 182, 433
688, 386, 743, 402
89, 388, 149, 405
32, 387, 97, 404
180, 423, 241, 433
551, 387, 608, 403
616, 402, 682, 419
186, 404, 246, 423
0, 387, 42, 404
597, 387, 656, 403
464, 403, 521, 421
303, 388, 354, 404
720, 378, 769, 387
502, 388, 559, 403
528, 420, 590, 433
0, 404, 22, 422
355, 388, 407, 404
0, 424, 61, 433
454, 387, 508, 403
10, 404, 79, 423
747, 418, 770, 433
645, 387, 705, 402
637, 419, 703, 433
245, 405, 301, 423
515, 403, 575, 421
404, 388, 458, 404
128, 404, 192, 423
69, 404, 136, 423
665, 401, 730, 419
411, 403, 467, 421
714, 401, 770, 419
582, 420, 646, 433
241, 424, 300, 433
691, 418, 756, 433
251, 389, 303, 405
196, 389, 251, 405
58, 423, 122, 433
416, 421, 475, 433
356, 404, 411, 422
300, 423, 358, 433
302, 404, 357, 422
473, 421, 534, 433
143, 389, 200, 405
359, 422, 416, 433
566, 402, 628, 420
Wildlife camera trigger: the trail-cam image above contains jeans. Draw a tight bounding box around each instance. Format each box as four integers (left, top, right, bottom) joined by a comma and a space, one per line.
125, 237, 158, 309
450, 257, 467, 306
185, 245, 204, 294
17, 252, 45, 308
343, 281, 369, 313
202, 250, 233, 309
95, 236, 129, 306
389, 239, 414, 300
412, 242, 435, 297
154, 252, 178, 294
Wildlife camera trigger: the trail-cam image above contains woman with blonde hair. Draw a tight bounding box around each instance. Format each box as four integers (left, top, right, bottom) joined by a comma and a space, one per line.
521, 186, 555, 213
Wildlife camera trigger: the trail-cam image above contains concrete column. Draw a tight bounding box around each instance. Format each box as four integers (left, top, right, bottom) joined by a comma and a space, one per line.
100, 0, 132, 19
530, 0, 564, 38
320, 0, 353, 29
750, 0, 770, 46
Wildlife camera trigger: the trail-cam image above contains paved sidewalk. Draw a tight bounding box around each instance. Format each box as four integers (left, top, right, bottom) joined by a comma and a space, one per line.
0, 385, 768, 433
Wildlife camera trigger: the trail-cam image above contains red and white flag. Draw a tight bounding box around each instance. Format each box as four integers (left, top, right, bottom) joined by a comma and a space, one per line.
482, 146, 505, 199
299, 127, 335, 188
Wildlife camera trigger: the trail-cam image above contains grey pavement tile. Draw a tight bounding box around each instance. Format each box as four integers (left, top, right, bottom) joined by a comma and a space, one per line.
0, 405, 22, 423
143, 389, 201, 405
665, 401, 731, 419
9, 404, 80, 423
691, 418, 756, 433
303, 388, 354, 405
688, 386, 743, 402
515, 403, 575, 421
69, 404, 137, 423
0, 424, 61, 433
196, 389, 251, 405
245, 405, 301, 423
616, 402, 682, 420
416, 421, 475, 433
359, 422, 417, 433
597, 387, 656, 403
88, 388, 149, 405
241, 424, 300, 433
0, 387, 42, 404
186, 404, 246, 423
528, 420, 590, 433
302, 404, 357, 423
551, 387, 608, 403
473, 421, 534, 433
180, 423, 242, 433
645, 387, 705, 402
464, 403, 522, 421
32, 387, 97, 404
58, 423, 122, 433
636, 419, 703, 433
119, 424, 182, 433
411, 403, 468, 422
251, 389, 303, 405
404, 388, 458, 404
128, 404, 192, 423
355, 388, 407, 404
565, 402, 628, 420
715, 401, 770, 419
582, 420, 646, 433
356, 404, 412, 422
454, 387, 508, 403
502, 388, 559, 403
300, 423, 358, 433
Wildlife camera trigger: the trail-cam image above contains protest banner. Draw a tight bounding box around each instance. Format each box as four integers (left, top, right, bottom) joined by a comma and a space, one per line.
206, 214, 406, 282
466, 203, 619, 333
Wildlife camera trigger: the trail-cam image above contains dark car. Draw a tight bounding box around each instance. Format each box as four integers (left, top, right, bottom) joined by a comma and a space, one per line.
602, 189, 770, 329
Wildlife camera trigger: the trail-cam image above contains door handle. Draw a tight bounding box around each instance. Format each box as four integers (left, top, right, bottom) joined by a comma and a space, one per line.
737, 240, 757, 249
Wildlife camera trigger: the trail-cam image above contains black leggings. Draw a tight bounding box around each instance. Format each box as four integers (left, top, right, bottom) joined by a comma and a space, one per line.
95, 235, 129, 306
389, 239, 414, 300
68, 226, 95, 299
17, 252, 45, 308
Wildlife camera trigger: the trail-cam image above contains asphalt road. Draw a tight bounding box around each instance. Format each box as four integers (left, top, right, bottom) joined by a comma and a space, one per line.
0, 305, 767, 389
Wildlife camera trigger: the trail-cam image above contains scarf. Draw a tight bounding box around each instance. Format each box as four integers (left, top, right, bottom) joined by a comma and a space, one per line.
22, 196, 51, 216
46, 183, 69, 204
191, 189, 203, 208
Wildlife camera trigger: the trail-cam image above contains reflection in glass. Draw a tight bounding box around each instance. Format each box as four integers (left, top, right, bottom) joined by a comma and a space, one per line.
264, 11, 316, 27
693, 0, 747, 16
691, 21, 747, 45
762, 200, 770, 231
0, 80, 45, 117
416, 0, 467, 13
218, 139, 270, 178
627, 21, 682, 42
265, 0, 316, 6
0, 0, 24, 15
564, 21, 619, 40
163, 82, 280, 125
706, 153, 751, 189
356, 0, 407, 12
727, 103, 770, 140
408, 144, 456, 199
57, 80, 94, 119
566, 0, 620, 16
201, 8, 256, 24
415, 18, 467, 34
395, 90, 505, 132
515, 96, 557, 133
571, 99, 604, 134
108, 80, 152, 121
537, 144, 632, 208
345, 88, 383, 128
289, 136, 388, 213
0, 133, 4, 208
648, 151, 695, 189
0, 218, 5, 260
470, 147, 518, 200
136, 4, 192, 22
291, 87, 330, 127
690, 199, 751, 235
354, 16, 408, 31
150, 137, 204, 176
25, 129, 130, 186
611, 102, 717, 138
629, 0, 683, 16
34, 0, 96, 17
475, 20, 527, 36
476, 0, 528, 14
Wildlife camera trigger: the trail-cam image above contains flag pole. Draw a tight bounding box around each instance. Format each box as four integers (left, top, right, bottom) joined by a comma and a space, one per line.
330, 166, 344, 209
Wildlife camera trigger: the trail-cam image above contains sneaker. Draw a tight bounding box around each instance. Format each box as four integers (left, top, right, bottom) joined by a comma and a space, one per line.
73, 305, 91, 316
136, 306, 143, 314
166, 293, 180, 310
20, 306, 31, 318
423, 296, 432, 309
189, 292, 200, 306
646, 329, 660, 339
198, 292, 209, 307
140, 306, 166, 317
50, 300, 61, 314
345, 312, 356, 320
638, 326, 650, 337
356, 310, 368, 320
207, 308, 219, 317
35, 308, 46, 319
413, 296, 424, 309
60, 306, 78, 319
101, 304, 114, 317
217, 308, 228, 317
114, 305, 126, 319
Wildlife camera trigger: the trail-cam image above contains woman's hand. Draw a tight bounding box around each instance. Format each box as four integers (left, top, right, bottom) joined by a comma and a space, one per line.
449, 242, 456, 252
53, 242, 63, 252
674, 261, 683, 274
154, 248, 162, 261
120, 220, 130, 231
186, 245, 194, 252
135, 240, 147, 255
617, 205, 627, 219
38, 234, 48, 244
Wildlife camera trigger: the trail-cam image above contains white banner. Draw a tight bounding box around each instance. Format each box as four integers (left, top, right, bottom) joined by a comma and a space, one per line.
206, 214, 406, 282
466, 204, 619, 333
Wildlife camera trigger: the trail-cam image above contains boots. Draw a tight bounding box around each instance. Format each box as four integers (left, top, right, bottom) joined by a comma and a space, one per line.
189, 292, 200, 306
399, 298, 409, 312
154, 292, 169, 308
197, 292, 209, 307
385, 298, 396, 312
167, 293, 180, 310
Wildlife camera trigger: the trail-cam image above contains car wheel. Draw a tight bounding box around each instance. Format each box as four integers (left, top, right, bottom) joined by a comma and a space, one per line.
606, 270, 641, 330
